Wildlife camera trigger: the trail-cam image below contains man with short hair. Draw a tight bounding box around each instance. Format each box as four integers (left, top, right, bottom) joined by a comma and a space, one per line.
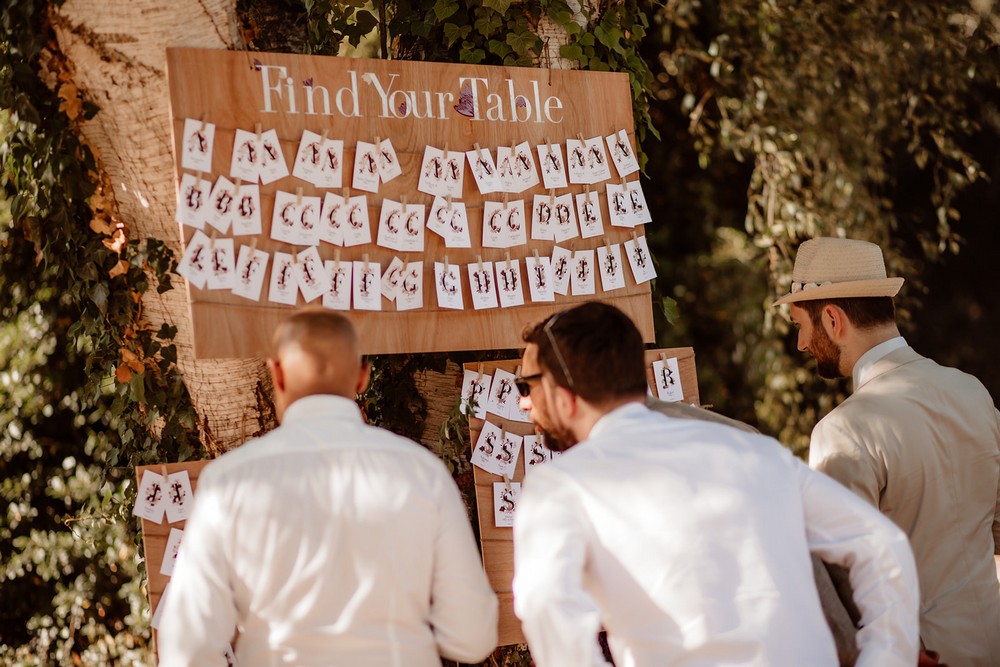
158, 309, 498, 667
511, 301, 919, 667
776, 236, 1000, 665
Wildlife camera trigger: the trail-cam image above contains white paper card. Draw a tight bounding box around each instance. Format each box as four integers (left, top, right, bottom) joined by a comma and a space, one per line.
566, 138, 590, 184
550, 246, 573, 296
314, 137, 345, 189
494, 145, 519, 192
159, 527, 184, 577
496, 259, 525, 308
525, 255, 555, 302
653, 357, 685, 402
271, 191, 321, 246
319, 192, 346, 246
531, 194, 556, 241
268, 252, 298, 305
427, 197, 471, 248
571, 249, 596, 296
606, 129, 640, 178
625, 235, 657, 283
133, 470, 166, 523
460, 369, 493, 418
323, 260, 352, 310
434, 262, 464, 310
470, 421, 522, 478
229, 129, 261, 182
231, 183, 262, 236
468, 262, 499, 310
584, 135, 612, 183
575, 191, 605, 239
342, 195, 372, 247
292, 129, 325, 185
524, 434, 555, 470
176, 230, 212, 290
597, 244, 626, 292
537, 142, 568, 189
486, 368, 519, 419
257, 129, 289, 185
176, 173, 213, 230
181, 118, 215, 173
224, 644, 239, 667
467, 147, 500, 194
492, 432, 523, 478
375, 138, 403, 183
395, 262, 424, 311
295, 247, 328, 302
381, 256, 405, 302
493, 482, 521, 528
606, 182, 635, 228
627, 180, 652, 225
352, 260, 382, 311
482, 201, 508, 249
352, 140, 381, 192
417, 146, 464, 198
509, 141, 539, 192
552, 193, 580, 242
377, 200, 425, 253
205, 176, 237, 234
205, 238, 237, 291
232, 245, 269, 302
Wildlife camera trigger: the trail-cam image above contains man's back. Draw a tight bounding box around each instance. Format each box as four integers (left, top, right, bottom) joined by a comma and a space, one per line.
810, 346, 1000, 664
159, 395, 498, 667
514, 403, 917, 666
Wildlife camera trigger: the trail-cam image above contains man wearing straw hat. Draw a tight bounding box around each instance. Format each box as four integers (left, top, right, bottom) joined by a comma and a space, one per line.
775, 237, 1000, 666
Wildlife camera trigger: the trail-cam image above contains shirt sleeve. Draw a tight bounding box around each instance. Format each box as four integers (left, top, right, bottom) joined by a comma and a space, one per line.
427, 465, 499, 663
808, 417, 883, 508
512, 466, 612, 667
156, 472, 237, 667
796, 459, 920, 667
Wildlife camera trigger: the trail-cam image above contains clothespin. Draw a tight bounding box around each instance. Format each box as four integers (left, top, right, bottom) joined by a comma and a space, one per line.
249, 236, 258, 254
291, 248, 298, 265
444, 255, 450, 272
577, 131, 586, 144
476, 254, 484, 273
502, 192, 509, 210
585, 184, 593, 204
255, 122, 262, 141
504, 251, 512, 272
321, 128, 328, 142
400, 195, 407, 210
503, 474, 512, 491
620, 175, 627, 189
344, 186, 351, 200
544, 136, 552, 152
160, 463, 169, 482
659, 352, 666, 362
631, 231, 638, 244
446, 194, 454, 211
476, 362, 484, 381
209, 229, 217, 250
363, 253, 370, 271
196, 170, 204, 184
374, 135, 381, 151
474, 142, 486, 161
199, 116, 207, 132
334, 248, 341, 270
234, 177, 242, 196
295, 187, 303, 206
548, 188, 556, 207
443, 141, 449, 156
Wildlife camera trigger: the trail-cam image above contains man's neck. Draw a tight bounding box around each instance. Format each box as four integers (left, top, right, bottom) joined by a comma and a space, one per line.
572, 395, 645, 442
841, 323, 901, 375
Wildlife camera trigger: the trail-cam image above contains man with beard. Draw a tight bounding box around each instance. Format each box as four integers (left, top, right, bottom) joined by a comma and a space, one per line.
775, 236, 1000, 666
510, 301, 919, 667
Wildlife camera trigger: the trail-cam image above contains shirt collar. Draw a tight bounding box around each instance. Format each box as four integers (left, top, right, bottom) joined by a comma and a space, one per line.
282, 394, 364, 425
588, 401, 648, 440
852, 336, 907, 389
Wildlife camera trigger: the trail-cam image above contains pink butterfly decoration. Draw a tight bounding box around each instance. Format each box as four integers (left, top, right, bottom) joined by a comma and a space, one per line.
399, 100, 408, 115
304, 77, 314, 87
453, 82, 475, 117
516, 96, 527, 108
252, 58, 262, 71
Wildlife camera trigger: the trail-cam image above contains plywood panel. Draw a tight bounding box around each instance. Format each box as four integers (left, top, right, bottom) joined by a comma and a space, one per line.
466, 349, 699, 646
166, 48, 654, 357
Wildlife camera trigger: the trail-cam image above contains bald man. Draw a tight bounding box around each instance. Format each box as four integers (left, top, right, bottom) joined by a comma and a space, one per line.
158, 310, 498, 667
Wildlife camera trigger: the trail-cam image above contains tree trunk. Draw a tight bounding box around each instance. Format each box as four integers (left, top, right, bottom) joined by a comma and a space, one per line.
49, 0, 276, 454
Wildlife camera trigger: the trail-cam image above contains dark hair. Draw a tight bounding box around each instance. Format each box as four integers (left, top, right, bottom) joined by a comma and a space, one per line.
522, 302, 647, 405
797, 297, 896, 330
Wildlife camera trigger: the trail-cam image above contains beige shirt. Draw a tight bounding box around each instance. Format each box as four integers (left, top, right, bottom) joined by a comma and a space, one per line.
809, 346, 1000, 666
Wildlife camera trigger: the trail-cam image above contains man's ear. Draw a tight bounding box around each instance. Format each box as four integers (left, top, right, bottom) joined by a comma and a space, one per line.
823, 304, 850, 341
268, 357, 285, 393
552, 383, 577, 418
355, 360, 371, 395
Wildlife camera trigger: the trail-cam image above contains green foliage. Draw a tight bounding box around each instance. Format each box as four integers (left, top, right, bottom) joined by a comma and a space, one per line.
1, 0, 200, 660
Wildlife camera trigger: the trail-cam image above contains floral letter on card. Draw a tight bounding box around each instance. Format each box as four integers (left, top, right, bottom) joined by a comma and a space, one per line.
206, 238, 237, 291
396, 262, 424, 311
176, 230, 212, 290
342, 195, 372, 247
486, 368, 518, 418
460, 369, 492, 418
597, 244, 626, 292
323, 259, 352, 311
258, 129, 289, 185
606, 129, 640, 178
525, 255, 555, 302
550, 246, 573, 296
434, 261, 464, 310
160, 528, 184, 577
205, 176, 237, 234
233, 245, 268, 302
571, 249, 596, 296
493, 482, 521, 528
181, 118, 215, 173
625, 235, 657, 284
164, 471, 194, 523
466, 146, 500, 194
231, 183, 262, 236
352, 141, 381, 192
268, 252, 298, 305
537, 142, 568, 189
352, 260, 382, 311
653, 357, 685, 402
496, 259, 525, 308
468, 261, 499, 310
176, 173, 213, 230
133, 470, 166, 523
575, 191, 605, 239
296, 247, 329, 303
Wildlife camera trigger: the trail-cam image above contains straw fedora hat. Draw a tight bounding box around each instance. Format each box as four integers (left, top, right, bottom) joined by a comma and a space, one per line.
773, 237, 904, 306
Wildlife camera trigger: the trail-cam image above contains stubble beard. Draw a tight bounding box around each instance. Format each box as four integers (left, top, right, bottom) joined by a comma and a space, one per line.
812, 325, 844, 379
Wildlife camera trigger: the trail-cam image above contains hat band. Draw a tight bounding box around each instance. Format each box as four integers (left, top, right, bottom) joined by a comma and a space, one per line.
790, 280, 833, 294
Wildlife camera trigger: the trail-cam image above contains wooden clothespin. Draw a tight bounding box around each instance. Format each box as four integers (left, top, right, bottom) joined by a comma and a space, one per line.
544, 136, 552, 151
476, 362, 484, 381
363, 253, 370, 271
631, 231, 638, 244
502, 192, 509, 210
577, 131, 586, 144
443, 141, 449, 156
248, 236, 258, 254
504, 251, 512, 272
400, 195, 407, 210
344, 186, 351, 200
160, 463, 169, 482
199, 116, 207, 132
255, 122, 262, 141
321, 128, 328, 142
374, 135, 381, 150
209, 229, 217, 249
503, 475, 512, 491
295, 186, 303, 206
334, 248, 341, 270
532, 248, 540, 261
474, 142, 486, 161
234, 177, 242, 195
291, 248, 298, 265
196, 170, 204, 184
476, 254, 484, 273
585, 184, 593, 204
446, 194, 454, 211
549, 188, 556, 206
444, 255, 450, 272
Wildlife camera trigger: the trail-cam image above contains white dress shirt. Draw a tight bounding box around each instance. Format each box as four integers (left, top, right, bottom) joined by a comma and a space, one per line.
513, 403, 919, 667
852, 335, 907, 388
158, 395, 498, 667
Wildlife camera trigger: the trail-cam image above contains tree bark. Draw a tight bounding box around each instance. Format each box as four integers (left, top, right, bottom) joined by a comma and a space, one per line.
49, 0, 276, 454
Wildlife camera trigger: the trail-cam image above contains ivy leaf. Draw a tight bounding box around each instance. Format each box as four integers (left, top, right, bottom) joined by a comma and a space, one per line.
660, 296, 680, 325
559, 43, 584, 62
459, 44, 486, 64
432, 0, 459, 21
443, 22, 471, 47
481, 0, 512, 14
89, 283, 109, 313
506, 30, 539, 58
488, 39, 512, 59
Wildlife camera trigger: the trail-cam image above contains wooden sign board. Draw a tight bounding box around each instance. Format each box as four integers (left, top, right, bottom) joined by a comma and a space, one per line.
135, 460, 211, 621
465, 348, 700, 646
166, 48, 654, 358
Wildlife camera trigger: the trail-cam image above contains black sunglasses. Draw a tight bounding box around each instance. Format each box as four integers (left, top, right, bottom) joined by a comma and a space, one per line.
514, 373, 543, 397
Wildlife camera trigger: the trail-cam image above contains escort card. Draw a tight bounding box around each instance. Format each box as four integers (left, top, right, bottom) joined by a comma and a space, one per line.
205, 176, 236, 234
268, 252, 298, 305
627, 180, 652, 225
205, 238, 236, 291
460, 369, 493, 418
295, 247, 328, 303
257, 129, 289, 185
322, 259, 352, 310
606, 181, 634, 228
552, 193, 580, 243
496, 259, 525, 308
342, 194, 373, 247
176, 230, 212, 290
536, 142, 568, 189
550, 245, 573, 296
525, 255, 555, 302
159, 527, 184, 577
380, 256, 406, 302
319, 192, 346, 246
625, 235, 657, 283
229, 129, 261, 182
181, 118, 215, 173
133, 470, 166, 523
597, 243, 626, 292
524, 434, 555, 470
375, 138, 403, 183
493, 482, 521, 528
468, 261, 499, 310
606, 129, 640, 178
653, 357, 685, 402
434, 261, 464, 310
467, 146, 501, 194
395, 262, 424, 311
486, 368, 519, 419
575, 191, 605, 239
231, 182, 262, 236
531, 193, 556, 241
352, 260, 382, 311
570, 249, 596, 296
352, 140, 381, 192
427, 196, 471, 248
232, 244, 269, 302
176, 172, 213, 230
